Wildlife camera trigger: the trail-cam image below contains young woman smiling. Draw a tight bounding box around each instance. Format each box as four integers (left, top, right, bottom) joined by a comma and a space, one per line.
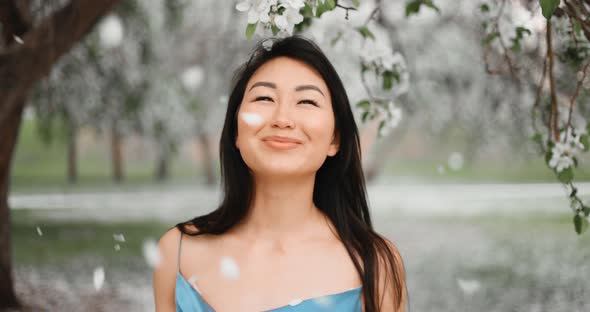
153, 35, 408, 312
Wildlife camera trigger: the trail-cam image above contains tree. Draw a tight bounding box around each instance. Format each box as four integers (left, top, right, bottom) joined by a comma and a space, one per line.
0, 0, 122, 308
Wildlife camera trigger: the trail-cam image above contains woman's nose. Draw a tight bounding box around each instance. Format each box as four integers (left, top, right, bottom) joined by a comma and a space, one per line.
270, 101, 295, 129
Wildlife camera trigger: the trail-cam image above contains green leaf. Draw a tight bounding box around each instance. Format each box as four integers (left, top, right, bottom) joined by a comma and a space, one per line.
544, 151, 553, 167
511, 41, 521, 53
356, 26, 375, 40
557, 166, 574, 184
361, 111, 369, 123
352, 0, 360, 8
316, 0, 336, 17
325, 0, 336, 10
483, 32, 500, 45
246, 23, 257, 40
480, 3, 489, 13
378, 120, 386, 136
405, 0, 440, 17
574, 214, 589, 234
516, 26, 532, 37
356, 100, 371, 110
383, 71, 395, 90
540, 0, 560, 19
573, 20, 582, 36
330, 31, 343, 46
583, 205, 590, 217
580, 134, 589, 151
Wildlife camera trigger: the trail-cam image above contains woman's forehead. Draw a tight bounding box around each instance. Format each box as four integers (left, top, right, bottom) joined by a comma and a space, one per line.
247, 57, 329, 93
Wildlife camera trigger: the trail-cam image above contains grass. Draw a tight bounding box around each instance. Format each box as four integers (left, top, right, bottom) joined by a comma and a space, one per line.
12, 209, 171, 266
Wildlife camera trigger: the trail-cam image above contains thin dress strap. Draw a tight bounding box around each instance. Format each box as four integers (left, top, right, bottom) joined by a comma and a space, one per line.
177, 231, 183, 274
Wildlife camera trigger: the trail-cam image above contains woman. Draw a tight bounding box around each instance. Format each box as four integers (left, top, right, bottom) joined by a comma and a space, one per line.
153, 35, 408, 312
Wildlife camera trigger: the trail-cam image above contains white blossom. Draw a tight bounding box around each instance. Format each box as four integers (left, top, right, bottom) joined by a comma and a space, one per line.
236, 0, 305, 37
181, 66, 204, 92
93, 267, 105, 291
549, 128, 586, 172
448, 152, 464, 171
98, 14, 124, 49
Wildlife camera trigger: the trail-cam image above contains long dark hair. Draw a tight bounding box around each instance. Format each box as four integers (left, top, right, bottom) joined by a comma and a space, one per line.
176, 35, 407, 312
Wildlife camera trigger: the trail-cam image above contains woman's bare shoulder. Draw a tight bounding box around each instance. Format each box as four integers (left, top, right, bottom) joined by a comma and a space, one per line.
157, 223, 200, 253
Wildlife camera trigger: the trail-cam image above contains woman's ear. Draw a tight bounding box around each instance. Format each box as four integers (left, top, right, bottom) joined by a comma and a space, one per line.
327, 131, 340, 157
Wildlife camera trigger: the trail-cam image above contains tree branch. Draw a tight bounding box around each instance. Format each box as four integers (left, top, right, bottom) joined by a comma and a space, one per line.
0, 0, 122, 125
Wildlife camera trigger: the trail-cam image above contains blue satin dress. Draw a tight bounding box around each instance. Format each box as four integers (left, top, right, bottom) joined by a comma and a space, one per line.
175, 233, 363, 312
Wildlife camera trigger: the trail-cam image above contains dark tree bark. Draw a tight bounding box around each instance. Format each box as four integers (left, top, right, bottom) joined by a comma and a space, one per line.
67, 117, 78, 184
198, 132, 216, 186
111, 119, 124, 182
0, 99, 25, 309
155, 142, 170, 182
0, 0, 122, 307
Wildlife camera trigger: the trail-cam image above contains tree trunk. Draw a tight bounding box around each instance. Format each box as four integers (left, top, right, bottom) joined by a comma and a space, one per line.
198, 132, 216, 186
155, 140, 169, 182
111, 119, 123, 182
0, 99, 25, 309
67, 118, 78, 184
0, 0, 122, 307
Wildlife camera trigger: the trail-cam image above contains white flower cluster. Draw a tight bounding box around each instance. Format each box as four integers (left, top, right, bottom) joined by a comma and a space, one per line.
360, 39, 410, 98
236, 0, 313, 36
377, 100, 403, 137
549, 128, 587, 172
360, 40, 404, 74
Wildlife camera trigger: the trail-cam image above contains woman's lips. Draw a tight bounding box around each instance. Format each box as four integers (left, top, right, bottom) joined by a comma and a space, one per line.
263, 139, 301, 150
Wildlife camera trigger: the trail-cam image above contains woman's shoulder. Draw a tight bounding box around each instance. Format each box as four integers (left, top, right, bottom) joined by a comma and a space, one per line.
157, 224, 198, 261
157, 223, 200, 254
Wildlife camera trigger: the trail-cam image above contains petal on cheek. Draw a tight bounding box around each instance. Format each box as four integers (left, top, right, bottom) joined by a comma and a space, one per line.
240, 112, 264, 126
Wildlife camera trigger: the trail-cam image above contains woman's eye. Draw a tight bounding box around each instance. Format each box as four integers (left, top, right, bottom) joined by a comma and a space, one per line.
254, 96, 273, 102
299, 99, 319, 106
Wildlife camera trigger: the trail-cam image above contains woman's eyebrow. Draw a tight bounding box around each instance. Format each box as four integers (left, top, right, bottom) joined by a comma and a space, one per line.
249, 81, 276, 92
248, 81, 325, 98
295, 84, 325, 98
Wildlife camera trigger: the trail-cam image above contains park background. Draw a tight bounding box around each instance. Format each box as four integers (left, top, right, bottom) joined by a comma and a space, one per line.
2, 0, 590, 311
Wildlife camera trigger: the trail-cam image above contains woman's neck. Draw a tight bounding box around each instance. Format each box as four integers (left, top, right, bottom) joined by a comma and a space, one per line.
232, 173, 328, 247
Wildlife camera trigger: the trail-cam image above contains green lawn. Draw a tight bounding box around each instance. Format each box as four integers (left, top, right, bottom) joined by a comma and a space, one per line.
12, 209, 171, 266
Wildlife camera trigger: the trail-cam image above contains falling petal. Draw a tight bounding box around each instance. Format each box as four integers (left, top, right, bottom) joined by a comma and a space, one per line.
114, 244, 121, 251
180, 66, 204, 92
313, 296, 334, 307
288, 298, 303, 306
93, 267, 105, 291
98, 14, 124, 48
240, 112, 264, 126
457, 278, 481, 295
113, 233, 126, 242
13, 35, 23, 44
188, 275, 201, 293
262, 39, 274, 51
142, 239, 162, 268
36, 226, 43, 236
219, 256, 240, 280
448, 152, 464, 171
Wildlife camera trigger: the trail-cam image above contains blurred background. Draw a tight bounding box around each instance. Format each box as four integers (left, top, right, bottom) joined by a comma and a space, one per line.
2, 0, 590, 311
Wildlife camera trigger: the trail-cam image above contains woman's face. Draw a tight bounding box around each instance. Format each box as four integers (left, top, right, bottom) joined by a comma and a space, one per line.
235, 56, 339, 178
